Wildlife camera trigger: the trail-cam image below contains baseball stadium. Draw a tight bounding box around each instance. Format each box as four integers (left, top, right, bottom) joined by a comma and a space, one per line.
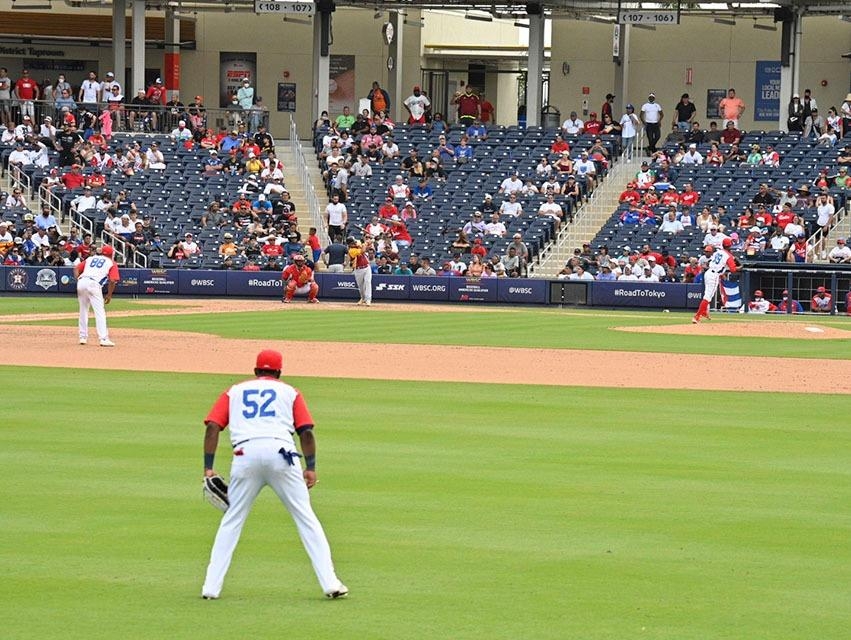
2, 0, 851, 638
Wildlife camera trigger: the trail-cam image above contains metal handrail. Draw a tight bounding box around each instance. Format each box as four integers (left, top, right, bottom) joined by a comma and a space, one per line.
808, 203, 847, 262
289, 114, 328, 246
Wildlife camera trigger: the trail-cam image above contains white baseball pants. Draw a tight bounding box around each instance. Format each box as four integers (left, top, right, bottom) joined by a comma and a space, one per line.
202, 440, 343, 598
77, 278, 110, 341
354, 266, 372, 304
702, 270, 721, 302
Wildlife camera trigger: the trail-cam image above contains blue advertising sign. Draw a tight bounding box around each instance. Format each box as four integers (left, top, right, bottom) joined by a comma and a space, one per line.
497, 278, 548, 304
138, 269, 179, 295
409, 276, 450, 301
372, 275, 410, 300
178, 270, 228, 295
315, 273, 360, 299
448, 276, 498, 302
685, 284, 703, 309
754, 60, 781, 121
227, 270, 284, 296
0, 267, 5, 292
590, 281, 690, 308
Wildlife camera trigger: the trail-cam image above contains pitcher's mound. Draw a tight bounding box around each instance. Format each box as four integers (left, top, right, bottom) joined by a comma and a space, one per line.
616, 321, 851, 339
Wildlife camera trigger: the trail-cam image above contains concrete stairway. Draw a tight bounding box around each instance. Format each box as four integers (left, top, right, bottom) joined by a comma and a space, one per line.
530, 154, 643, 278
275, 142, 325, 242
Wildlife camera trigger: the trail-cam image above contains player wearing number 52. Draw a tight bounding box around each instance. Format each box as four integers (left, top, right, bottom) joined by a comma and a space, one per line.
75, 244, 120, 347
200, 349, 348, 601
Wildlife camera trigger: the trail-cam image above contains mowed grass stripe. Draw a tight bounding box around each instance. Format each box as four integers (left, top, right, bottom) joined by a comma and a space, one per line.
15, 303, 851, 359
2, 368, 849, 639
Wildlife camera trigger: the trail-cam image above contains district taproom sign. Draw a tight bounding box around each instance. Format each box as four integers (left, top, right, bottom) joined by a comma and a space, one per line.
0, 45, 66, 57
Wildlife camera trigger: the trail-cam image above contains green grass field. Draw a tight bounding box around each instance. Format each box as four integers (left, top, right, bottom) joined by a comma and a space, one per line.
2, 298, 850, 639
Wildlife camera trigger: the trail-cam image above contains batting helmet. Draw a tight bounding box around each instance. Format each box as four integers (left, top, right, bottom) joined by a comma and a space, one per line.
101, 245, 114, 257
722, 238, 733, 248
292, 253, 305, 262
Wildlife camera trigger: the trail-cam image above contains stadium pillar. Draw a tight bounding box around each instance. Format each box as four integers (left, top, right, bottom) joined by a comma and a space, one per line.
777, 8, 802, 131
612, 24, 630, 118
313, 11, 331, 119
111, 0, 126, 96
131, 0, 146, 98
164, 10, 181, 101
388, 10, 404, 123
526, 11, 545, 126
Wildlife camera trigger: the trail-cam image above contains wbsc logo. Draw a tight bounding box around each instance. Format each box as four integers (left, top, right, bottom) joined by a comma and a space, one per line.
36, 269, 58, 290
333, 281, 358, 290
190, 279, 215, 287
508, 287, 532, 294
412, 283, 446, 293
376, 283, 405, 292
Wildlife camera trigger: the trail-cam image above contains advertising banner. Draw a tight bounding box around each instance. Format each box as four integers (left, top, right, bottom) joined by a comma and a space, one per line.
315, 273, 360, 299
754, 61, 781, 121
177, 270, 228, 296
138, 269, 179, 295
372, 275, 410, 300
409, 277, 450, 301
448, 277, 498, 302
328, 55, 355, 115
590, 282, 690, 308
497, 279, 548, 304
227, 271, 283, 297
277, 82, 296, 112
219, 52, 257, 108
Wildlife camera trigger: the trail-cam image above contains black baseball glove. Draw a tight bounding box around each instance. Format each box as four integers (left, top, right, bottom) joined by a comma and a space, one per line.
203, 475, 229, 513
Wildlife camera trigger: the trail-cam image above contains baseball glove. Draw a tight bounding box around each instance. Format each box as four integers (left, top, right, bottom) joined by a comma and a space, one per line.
203, 475, 229, 513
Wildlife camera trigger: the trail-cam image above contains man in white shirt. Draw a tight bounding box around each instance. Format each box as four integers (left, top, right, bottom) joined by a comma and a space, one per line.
681, 143, 704, 165
561, 111, 584, 135
100, 72, 120, 102
403, 85, 430, 126
658, 211, 685, 235
498, 171, 523, 195
7, 142, 31, 168
485, 212, 506, 237
702, 226, 728, 249
538, 194, 564, 227
72, 187, 98, 215
499, 193, 523, 218
574, 152, 597, 192
324, 194, 348, 239
647, 256, 666, 279
78, 71, 102, 111
618, 265, 638, 281
827, 238, 851, 263
640, 92, 664, 153
567, 266, 594, 281
620, 104, 641, 160
180, 232, 200, 257
171, 120, 193, 142
638, 266, 660, 282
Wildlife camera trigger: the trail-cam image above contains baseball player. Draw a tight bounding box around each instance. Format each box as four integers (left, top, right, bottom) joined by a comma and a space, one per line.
347, 236, 372, 306
201, 349, 348, 600
281, 254, 319, 303
75, 245, 119, 346
748, 289, 777, 314
693, 238, 738, 323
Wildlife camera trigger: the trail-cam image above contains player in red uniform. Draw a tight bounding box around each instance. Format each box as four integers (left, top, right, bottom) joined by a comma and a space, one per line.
281, 254, 319, 303
693, 238, 738, 323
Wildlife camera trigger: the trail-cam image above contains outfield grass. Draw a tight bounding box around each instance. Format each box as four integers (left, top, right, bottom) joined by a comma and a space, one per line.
3, 368, 849, 639
0, 295, 178, 315
37, 304, 851, 359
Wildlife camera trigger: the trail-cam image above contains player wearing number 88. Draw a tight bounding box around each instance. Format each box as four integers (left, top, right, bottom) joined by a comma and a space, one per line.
75, 244, 120, 346
200, 349, 347, 600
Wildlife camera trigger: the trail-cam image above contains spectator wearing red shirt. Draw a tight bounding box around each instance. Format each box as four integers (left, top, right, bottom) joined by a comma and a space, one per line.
683, 256, 702, 283
679, 183, 700, 208
378, 197, 398, 219
660, 186, 679, 206
720, 121, 741, 145
261, 234, 284, 258
618, 182, 641, 205
388, 216, 412, 248
145, 78, 167, 106
471, 237, 488, 259
480, 93, 494, 124
774, 204, 795, 232
584, 113, 602, 136
14, 69, 39, 121
453, 87, 480, 127
550, 134, 570, 155
61, 164, 86, 189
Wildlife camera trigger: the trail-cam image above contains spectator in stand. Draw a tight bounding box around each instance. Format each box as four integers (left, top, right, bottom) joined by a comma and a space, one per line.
814, 191, 835, 258
335, 106, 355, 132
786, 233, 812, 263
640, 93, 664, 154
561, 111, 584, 135
509, 233, 529, 275
387, 174, 411, 202
619, 103, 641, 160
538, 193, 565, 229
403, 85, 430, 126
685, 121, 705, 145
368, 81, 390, 115
453, 85, 480, 127
619, 181, 641, 205
462, 211, 487, 236
377, 196, 398, 220
574, 151, 598, 193
412, 177, 432, 201
703, 225, 728, 249
658, 210, 685, 235
498, 171, 523, 195
553, 152, 573, 176
674, 93, 696, 131
499, 193, 523, 218
680, 143, 703, 165
746, 144, 764, 166
584, 112, 602, 136
550, 133, 570, 155
751, 183, 776, 208
380, 135, 400, 162
810, 286, 833, 313
324, 193, 347, 239
170, 120, 193, 143
719, 88, 745, 128
453, 136, 474, 164
635, 162, 655, 189
720, 120, 741, 145
828, 238, 851, 264
485, 212, 506, 237
706, 142, 724, 166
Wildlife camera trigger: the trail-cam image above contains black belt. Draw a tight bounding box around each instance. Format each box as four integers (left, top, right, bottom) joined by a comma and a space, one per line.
232, 436, 288, 448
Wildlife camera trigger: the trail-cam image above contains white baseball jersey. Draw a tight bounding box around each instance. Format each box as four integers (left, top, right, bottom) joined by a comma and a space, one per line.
206, 377, 313, 448
707, 248, 735, 274
78, 254, 119, 285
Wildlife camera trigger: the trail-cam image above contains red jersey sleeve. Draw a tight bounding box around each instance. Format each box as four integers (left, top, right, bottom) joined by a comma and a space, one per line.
205, 390, 231, 429
725, 255, 738, 273
292, 390, 314, 430
108, 263, 120, 282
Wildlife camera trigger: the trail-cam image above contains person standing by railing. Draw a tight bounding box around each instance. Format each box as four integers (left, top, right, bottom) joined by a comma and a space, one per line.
14, 69, 40, 123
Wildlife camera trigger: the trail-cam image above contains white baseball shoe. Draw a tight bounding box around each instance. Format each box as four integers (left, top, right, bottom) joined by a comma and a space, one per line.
79, 338, 87, 345
201, 594, 219, 600
325, 583, 349, 599
99, 339, 116, 347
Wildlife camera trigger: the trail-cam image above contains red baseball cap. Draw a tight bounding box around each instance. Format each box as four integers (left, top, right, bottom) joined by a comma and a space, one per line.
816, 286, 826, 293
255, 349, 283, 371
101, 245, 114, 257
